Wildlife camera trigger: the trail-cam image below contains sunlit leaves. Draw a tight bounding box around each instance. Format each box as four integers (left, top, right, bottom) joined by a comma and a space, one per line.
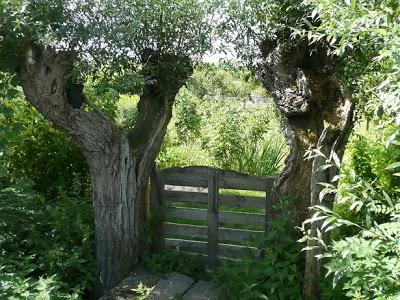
298, 0, 400, 120
0, 0, 219, 76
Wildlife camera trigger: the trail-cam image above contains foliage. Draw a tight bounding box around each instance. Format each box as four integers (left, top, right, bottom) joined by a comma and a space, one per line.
300, 128, 400, 299
214, 197, 303, 300
296, 0, 400, 120
142, 249, 208, 281
130, 282, 155, 300
331, 125, 399, 234
0, 267, 80, 300
221, 0, 309, 65
0, 0, 218, 77
0, 97, 89, 194
158, 64, 287, 176
0, 179, 96, 298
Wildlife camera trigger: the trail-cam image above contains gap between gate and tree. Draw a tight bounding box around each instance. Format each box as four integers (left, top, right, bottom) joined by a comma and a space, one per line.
150, 166, 278, 266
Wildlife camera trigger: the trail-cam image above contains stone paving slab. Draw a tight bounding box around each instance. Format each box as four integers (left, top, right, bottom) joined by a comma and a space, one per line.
182, 280, 220, 300
147, 272, 194, 300
99, 266, 220, 300
99, 267, 160, 300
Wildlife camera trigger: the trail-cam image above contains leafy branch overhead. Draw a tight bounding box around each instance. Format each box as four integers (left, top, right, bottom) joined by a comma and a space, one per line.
0, 0, 216, 80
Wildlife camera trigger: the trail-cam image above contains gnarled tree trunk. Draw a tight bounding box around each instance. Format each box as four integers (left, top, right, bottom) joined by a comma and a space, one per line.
259, 41, 355, 298
18, 48, 192, 297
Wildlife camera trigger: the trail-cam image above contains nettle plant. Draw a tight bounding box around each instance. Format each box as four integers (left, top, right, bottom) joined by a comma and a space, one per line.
300, 128, 400, 299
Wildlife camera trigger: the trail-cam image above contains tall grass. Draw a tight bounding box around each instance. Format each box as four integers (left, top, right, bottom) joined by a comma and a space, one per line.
231, 131, 288, 176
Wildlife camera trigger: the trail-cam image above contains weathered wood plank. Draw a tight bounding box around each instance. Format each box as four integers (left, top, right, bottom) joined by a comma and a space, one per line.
165, 223, 207, 238
164, 190, 208, 204
164, 190, 266, 209
165, 223, 264, 241
150, 166, 165, 251
220, 210, 265, 226
220, 194, 266, 209
165, 207, 207, 221
162, 167, 209, 187
180, 251, 241, 264
165, 207, 265, 226
219, 227, 264, 241
162, 166, 277, 191
219, 169, 276, 191
165, 238, 259, 258
208, 169, 219, 266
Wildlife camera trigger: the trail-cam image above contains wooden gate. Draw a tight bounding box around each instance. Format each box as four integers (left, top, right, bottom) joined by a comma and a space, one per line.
150, 166, 277, 265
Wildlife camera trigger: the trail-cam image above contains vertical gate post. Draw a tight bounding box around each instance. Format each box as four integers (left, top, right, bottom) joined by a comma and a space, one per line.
150, 165, 165, 252
208, 168, 219, 267
265, 187, 275, 233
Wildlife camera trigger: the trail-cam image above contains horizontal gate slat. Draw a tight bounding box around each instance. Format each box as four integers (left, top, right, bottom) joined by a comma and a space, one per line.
165, 207, 207, 221
219, 169, 275, 191
165, 238, 259, 258
162, 167, 276, 191
165, 223, 264, 241
165, 222, 207, 238
219, 227, 264, 241
220, 210, 265, 225
164, 190, 208, 204
164, 190, 266, 209
163, 167, 209, 187
165, 207, 265, 225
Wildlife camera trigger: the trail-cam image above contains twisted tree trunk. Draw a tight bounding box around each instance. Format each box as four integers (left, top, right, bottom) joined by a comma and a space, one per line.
259, 42, 354, 223
259, 41, 355, 298
18, 47, 192, 297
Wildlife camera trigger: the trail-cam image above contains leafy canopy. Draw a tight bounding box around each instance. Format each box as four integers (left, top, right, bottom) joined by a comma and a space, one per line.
0, 0, 218, 76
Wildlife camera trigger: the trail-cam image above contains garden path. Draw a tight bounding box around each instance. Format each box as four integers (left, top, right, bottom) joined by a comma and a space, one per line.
99, 266, 220, 300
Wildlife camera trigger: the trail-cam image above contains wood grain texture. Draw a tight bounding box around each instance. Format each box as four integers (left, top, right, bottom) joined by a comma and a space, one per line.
165, 238, 259, 258
164, 190, 266, 209
165, 207, 265, 225
208, 169, 219, 266
162, 166, 276, 191
165, 223, 264, 241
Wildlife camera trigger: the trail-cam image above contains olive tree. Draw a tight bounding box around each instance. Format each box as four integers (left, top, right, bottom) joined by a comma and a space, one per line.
0, 0, 216, 294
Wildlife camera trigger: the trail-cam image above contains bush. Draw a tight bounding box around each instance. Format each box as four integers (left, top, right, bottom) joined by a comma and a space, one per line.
334, 123, 400, 237
157, 66, 287, 177
0, 179, 96, 298
213, 197, 303, 300
302, 125, 400, 299
142, 249, 208, 281
0, 98, 89, 195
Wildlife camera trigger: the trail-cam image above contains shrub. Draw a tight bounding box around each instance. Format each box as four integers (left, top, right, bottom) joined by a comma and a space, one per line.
142, 249, 208, 281
213, 197, 303, 300
0, 179, 96, 298
334, 123, 400, 237
0, 98, 89, 195
301, 126, 400, 299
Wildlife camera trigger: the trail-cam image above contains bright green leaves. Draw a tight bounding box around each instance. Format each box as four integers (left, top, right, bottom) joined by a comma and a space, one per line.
0, 0, 220, 77
298, 0, 400, 120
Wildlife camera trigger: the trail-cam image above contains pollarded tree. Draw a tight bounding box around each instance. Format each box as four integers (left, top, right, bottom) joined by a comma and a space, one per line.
0, 0, 216, 295
223, 0, 355, 225
224, 0, 399, 298
223, 1, 355, 298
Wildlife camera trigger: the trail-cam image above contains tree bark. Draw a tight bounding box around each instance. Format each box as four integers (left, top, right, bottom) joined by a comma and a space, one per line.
259, 42, 355, 224
259, 42, 355, 298
18, 47, 192, 297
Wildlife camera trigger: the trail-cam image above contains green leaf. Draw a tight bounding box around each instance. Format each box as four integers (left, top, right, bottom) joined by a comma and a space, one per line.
385, 162, 400, 170
302, 18, 314, 30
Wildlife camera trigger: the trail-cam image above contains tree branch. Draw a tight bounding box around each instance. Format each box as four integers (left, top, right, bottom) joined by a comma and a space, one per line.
19, 47, 122, 156
127, 51, 193, 183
